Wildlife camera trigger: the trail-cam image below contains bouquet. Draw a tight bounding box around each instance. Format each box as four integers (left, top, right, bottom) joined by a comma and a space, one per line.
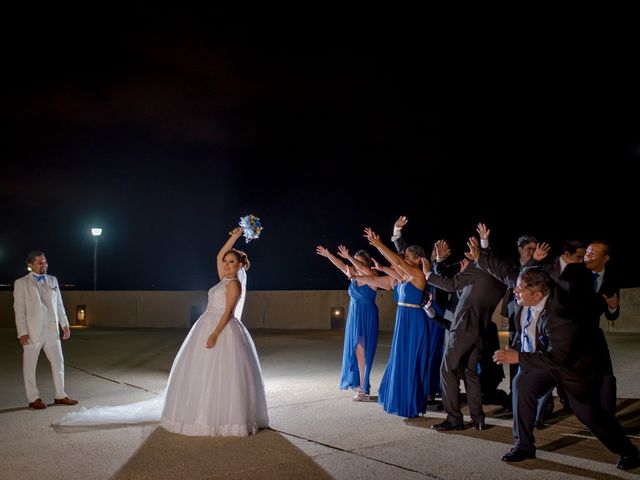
239, 214, 263, 243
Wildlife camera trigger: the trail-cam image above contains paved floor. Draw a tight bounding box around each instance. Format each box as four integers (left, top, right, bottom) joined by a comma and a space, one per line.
0, 327, 638, 479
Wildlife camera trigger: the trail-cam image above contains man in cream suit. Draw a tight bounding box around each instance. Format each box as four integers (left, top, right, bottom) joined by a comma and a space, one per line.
13, 251, 78, 409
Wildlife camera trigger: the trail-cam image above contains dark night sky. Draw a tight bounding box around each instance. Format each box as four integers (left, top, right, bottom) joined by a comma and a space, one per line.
1, 12, 639, 290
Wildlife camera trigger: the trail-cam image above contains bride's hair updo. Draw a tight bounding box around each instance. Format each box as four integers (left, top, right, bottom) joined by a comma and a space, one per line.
224, 249, 251, 271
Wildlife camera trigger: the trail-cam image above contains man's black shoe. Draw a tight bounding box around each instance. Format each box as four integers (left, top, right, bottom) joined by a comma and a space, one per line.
431, 420, 464, 431
501, 448, 535, 462
617, 449, 640, 470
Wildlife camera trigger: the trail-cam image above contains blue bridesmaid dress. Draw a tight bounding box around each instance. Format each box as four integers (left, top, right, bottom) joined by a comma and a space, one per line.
378, 281, 430, 417
340, 279, 379, 395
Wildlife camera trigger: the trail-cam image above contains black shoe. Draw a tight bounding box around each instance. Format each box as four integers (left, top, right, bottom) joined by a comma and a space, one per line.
534, 420, 546, 430
471, 420, 486, 430
501, 448, 535, 462
617, 449, 640, 470
431, 420, 465, 431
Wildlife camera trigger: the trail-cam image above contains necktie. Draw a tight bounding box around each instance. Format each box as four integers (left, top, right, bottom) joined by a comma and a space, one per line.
592, 272, 600, 293
522, 307, 533, 353
34, 275, 45, 283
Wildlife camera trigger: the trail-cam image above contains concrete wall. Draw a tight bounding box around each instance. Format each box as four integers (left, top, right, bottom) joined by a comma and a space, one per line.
1, 288, 639, 332
0, 289, 398, 331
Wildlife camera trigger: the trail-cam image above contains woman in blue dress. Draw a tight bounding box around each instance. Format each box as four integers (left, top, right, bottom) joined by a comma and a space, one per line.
356, 228, 430, 418
316, 245, 379, 401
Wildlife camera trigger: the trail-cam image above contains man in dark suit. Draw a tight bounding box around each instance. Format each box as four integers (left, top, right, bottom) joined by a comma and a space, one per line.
584, 240, 620, 416
422, 254, 506, 431
468, 239, 639, 471
529, 240, 588, 424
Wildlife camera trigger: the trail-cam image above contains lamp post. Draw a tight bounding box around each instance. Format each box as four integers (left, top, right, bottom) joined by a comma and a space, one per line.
91, 228, 102, 290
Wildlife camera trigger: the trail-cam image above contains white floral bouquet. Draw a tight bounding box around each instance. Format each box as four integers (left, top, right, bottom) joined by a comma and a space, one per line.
239, 214, 263, 243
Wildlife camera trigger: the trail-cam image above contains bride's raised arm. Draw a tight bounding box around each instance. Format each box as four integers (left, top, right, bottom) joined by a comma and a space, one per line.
217, 227, 244, 280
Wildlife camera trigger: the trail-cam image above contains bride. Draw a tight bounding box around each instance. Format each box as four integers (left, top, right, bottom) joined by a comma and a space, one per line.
56, 226, 269, 436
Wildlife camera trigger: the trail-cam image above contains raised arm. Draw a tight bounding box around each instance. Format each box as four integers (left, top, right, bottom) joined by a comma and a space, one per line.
337, 245, 376, 276
373, 258, 404, 282
217, 227, 244, 280
364, 228, 424, 284
351, 272, 395, 291
432, 239, 461, 277
391, 215, 408, 253
316, 246, 349, 276
466, 236, 519, 289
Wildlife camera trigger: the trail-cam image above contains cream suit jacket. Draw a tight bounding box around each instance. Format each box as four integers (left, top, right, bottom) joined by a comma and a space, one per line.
13, 273, 69, 339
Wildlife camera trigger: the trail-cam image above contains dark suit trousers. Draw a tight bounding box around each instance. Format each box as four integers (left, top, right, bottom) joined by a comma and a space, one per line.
508, 329, 518, 397
594, 328, 617, 416
513, 369, 635, 457
441, 329, 484, 424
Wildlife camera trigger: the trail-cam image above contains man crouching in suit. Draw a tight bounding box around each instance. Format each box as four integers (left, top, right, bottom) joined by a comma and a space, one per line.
466, 238, 639, 471
13, 251, 78, 410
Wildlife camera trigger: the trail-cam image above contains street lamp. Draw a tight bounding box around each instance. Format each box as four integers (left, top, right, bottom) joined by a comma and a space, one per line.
91, 228, 102, 290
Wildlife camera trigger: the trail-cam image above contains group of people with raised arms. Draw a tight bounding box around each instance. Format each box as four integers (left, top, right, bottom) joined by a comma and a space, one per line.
317, 217, 639, 471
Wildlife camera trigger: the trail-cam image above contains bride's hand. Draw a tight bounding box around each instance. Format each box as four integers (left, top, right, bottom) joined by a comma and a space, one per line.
206, 333, 219, 348
229, 227, 243, 237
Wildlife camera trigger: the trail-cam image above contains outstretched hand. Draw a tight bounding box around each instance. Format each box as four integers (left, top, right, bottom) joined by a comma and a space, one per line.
420, 257, 432, 276
337, 245, 350, 259
464, 236, 480, 261
476, 223, 490, 240
363, 227, 382, 246
229, 227, 243, 237
316, 246, 330, 257
394, 216, 408, 231
533, 242, 551, 261
434, 239, 451, 261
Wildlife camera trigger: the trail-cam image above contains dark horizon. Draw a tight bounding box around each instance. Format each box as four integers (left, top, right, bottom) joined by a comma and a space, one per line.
1, 17, 638, 291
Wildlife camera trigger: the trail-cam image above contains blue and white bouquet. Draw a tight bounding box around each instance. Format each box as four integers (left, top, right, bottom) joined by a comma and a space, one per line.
239, 214, 263, 243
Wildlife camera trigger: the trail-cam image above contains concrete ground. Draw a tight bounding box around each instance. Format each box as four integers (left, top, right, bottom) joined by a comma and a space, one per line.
0, 327, 638, 479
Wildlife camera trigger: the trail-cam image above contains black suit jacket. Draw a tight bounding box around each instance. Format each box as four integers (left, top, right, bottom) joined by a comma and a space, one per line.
427, 263, 505, 335
595, 269, 620, 321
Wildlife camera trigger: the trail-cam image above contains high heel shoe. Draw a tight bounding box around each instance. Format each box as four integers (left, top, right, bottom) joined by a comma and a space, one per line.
352, 389, 365, 402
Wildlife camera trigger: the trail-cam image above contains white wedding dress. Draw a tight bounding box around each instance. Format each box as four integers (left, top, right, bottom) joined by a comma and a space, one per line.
55, 272, 269, 437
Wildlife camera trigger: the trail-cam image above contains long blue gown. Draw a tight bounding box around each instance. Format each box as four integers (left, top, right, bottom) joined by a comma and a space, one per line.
378, 281, 430, 417
426, 287, 445, 398
340, 280, 379, 395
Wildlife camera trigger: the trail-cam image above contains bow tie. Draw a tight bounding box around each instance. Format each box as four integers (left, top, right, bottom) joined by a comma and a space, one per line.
34, 275, 45, 283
